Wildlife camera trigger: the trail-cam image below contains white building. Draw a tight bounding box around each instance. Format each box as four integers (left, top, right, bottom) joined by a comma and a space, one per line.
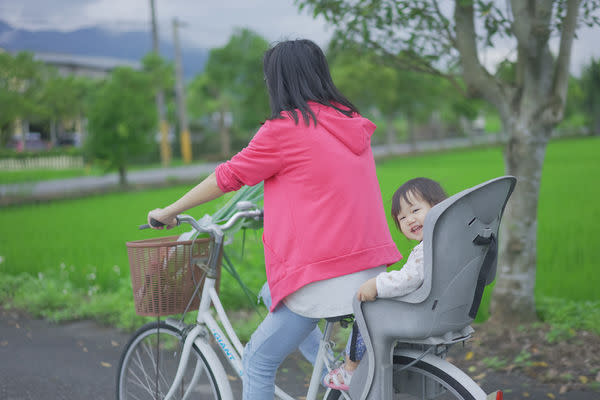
33, 52, 140, 79
7, 52, 141, 150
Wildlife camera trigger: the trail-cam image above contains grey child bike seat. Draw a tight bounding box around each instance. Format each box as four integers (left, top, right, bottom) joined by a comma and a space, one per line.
348, 176, 516, 400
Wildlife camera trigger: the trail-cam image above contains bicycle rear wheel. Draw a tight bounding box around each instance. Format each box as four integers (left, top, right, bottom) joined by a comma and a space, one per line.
392, 354, 480, 399
323, 354, 483, 400
117, 321, 223, 400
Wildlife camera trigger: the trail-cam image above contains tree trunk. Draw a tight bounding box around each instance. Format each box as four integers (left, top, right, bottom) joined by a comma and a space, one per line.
490, 116, 551, 323
118, 165, 127, 186
50, 119, 57, 147
385, 114, 396, 149
19, 119, 29, 151
407, 118, 417, 152
460, 116, 477, 145
430, 111, 445, 149
452, 0, 580, 325
219, 109, 231, 158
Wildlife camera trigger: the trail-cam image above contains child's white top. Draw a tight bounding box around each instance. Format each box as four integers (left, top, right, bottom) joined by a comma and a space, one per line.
376, 242, 424, 298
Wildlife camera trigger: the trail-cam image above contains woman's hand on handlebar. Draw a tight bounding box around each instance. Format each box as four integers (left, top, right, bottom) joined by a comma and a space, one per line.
147, 208, 178, 230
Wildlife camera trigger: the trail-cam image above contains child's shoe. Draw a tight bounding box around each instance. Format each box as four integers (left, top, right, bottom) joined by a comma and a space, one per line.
323, 364, 353, 391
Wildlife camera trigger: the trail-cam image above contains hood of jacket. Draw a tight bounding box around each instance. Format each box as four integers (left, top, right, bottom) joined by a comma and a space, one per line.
310, 102, 375, 155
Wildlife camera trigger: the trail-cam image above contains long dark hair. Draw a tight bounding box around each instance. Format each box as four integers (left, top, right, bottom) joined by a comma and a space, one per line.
263, 39, 359, 126
391, 178, 448, 231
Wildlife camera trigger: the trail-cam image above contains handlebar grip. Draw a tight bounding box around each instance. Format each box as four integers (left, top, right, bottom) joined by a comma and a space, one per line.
150, 218, 165, 228
139, 217, 179, 230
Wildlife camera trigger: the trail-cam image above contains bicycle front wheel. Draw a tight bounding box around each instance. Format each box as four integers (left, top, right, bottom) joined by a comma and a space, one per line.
117, 321, 223, 400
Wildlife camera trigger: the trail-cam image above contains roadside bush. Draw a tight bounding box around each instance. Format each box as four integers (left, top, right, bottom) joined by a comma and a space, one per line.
0, 147, 83, 159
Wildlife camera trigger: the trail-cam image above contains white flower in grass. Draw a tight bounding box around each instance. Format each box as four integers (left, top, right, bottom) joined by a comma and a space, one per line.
87, 273, 96, 281
60, 263, 66, 270
38, 272, 44, 280
0, 256, 4, 264
113, 265, 120, 275
87, 285, 99, 297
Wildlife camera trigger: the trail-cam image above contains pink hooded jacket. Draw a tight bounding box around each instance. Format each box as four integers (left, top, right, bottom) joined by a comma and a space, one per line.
215, 102, 402, 310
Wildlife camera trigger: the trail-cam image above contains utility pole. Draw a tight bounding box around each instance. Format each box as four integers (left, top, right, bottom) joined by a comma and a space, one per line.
172, 18, 192, 163
149, 0, 171, 166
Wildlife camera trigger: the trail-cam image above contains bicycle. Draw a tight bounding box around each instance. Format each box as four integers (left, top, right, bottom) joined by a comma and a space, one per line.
117, 176, 514, 400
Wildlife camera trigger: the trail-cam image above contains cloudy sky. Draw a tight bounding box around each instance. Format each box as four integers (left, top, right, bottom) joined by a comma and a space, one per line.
0, 0, 333, 47
1, 0, 599, 75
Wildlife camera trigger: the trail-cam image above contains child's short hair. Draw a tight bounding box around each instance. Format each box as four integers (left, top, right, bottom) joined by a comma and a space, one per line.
391, 177, 448, 231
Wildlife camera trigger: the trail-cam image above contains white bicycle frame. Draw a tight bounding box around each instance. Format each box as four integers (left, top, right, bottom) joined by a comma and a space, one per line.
159, 211, 341, 400
161, 274, 341, 400
152, 210, 497, 400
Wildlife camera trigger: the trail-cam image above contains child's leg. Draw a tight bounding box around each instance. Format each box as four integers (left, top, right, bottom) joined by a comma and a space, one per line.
344, 324, 366, 370
323, 323, 366, 389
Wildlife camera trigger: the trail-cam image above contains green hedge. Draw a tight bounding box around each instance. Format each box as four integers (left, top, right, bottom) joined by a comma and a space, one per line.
0, 147, 83, 159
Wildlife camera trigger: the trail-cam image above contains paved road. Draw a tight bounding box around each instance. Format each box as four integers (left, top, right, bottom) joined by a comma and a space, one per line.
0, 309, 320, 400
0, 136, 503, 206
1, 309, 597, 400
1, 309, 129, 400
0, 163, 220, 205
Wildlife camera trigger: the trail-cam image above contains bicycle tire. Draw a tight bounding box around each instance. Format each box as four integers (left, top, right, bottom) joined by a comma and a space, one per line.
116, 321, 224, 400
322, 354, 483, 400
392, 354, 479, 399
322, 388, 343, 399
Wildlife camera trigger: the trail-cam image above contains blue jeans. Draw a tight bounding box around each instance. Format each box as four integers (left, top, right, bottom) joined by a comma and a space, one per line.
242, 283, 323, 399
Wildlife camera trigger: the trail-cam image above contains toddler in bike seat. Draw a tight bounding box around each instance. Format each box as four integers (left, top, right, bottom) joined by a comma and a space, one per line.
323, 177, 448, 391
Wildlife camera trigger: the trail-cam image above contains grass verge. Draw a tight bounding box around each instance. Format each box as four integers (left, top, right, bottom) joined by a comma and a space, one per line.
1, 137, 599, 339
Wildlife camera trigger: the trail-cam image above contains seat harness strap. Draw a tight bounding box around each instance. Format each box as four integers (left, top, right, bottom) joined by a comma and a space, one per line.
348, 322, 359, 362
469, 233, 496, 319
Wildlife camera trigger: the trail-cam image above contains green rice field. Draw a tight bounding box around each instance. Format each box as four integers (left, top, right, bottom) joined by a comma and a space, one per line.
0, 168, 97, 184
0, 136, 598, 329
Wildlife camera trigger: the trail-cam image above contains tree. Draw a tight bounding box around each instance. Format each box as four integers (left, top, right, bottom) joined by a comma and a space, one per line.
330, 43, 481, 147
141, 53, 175, 161
0, 51, 22, 146
187, 28, 270, 157
329, 43, 436, 147
580, 58, 600, 134
0, 51, 95, 148
0, 51, 46, 147
86, 67, 157, 185
187, 72, 234, 157
297, 0, 600, 322
38, 73, 90, 146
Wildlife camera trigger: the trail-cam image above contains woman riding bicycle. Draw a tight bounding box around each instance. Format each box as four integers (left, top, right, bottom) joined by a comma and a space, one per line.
147, 38, 402, 399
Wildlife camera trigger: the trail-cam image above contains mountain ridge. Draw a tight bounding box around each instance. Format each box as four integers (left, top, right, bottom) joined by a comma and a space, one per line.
0, 20, 208, 79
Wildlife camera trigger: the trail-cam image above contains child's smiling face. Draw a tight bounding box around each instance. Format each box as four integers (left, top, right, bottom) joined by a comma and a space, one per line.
396, 193, 433, 241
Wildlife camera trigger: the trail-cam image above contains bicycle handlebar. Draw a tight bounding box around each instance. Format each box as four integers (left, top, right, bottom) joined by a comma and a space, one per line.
138, 217, 181, 230
139, 208, 263, 238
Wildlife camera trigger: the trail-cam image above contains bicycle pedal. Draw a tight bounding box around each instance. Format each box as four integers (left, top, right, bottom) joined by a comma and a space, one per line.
339, 316, 354, 328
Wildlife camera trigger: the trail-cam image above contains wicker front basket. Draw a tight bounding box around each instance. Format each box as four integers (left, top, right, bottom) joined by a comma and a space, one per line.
126, 235, 220, 317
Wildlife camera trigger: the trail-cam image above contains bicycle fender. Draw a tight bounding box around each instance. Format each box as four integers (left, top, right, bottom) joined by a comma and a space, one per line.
194, 337, 235, 400
395, 349, 487, 400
